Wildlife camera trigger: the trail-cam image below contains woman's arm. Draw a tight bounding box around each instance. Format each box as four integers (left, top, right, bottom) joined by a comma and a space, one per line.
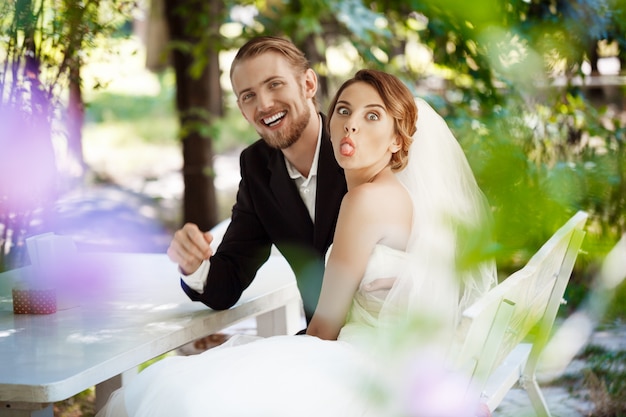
306, 186, 385, 340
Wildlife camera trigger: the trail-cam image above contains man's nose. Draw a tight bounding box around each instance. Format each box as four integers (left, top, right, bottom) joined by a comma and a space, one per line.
257, 91, 273, 111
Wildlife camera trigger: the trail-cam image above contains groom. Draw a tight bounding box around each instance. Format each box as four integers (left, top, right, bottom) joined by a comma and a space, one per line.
167, 36, 347, 326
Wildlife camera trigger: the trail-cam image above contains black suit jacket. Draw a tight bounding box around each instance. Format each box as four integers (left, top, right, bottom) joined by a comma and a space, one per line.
181, 114, 347, 323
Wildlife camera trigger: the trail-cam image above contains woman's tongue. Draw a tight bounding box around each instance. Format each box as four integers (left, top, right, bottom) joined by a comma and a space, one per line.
340, 141, 355, 157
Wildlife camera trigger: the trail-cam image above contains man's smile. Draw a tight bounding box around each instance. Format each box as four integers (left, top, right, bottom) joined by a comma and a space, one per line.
261, 111, 286, 127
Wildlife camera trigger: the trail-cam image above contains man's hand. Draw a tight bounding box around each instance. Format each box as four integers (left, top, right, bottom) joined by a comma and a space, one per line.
167, 223, 214, 275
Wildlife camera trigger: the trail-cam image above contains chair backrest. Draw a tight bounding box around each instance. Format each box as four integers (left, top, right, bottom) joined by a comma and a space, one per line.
450, 211, 588, 386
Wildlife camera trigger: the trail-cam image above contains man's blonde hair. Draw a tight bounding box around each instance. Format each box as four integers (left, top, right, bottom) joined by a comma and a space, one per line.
230, 36, 317, 108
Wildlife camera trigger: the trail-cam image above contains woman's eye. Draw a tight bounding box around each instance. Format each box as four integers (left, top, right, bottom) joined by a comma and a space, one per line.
337, 107, 349, 115
367, 112, 379, 120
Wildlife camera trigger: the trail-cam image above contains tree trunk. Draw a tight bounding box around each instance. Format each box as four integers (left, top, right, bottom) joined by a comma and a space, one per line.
163, 0, 223, 231
67, 63, 86, 175
63, 0, 87, 176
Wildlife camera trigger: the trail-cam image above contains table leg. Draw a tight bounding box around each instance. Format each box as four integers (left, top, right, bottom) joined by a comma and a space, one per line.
256, 299, 302, 336
95, 369, 138, 413
0, 402, 52, 417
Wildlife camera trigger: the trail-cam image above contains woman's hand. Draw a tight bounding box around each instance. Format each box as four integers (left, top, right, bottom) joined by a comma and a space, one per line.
364, 277, 396, 292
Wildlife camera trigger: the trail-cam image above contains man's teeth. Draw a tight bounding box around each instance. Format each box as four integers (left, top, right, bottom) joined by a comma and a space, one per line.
263, 112, 286, 127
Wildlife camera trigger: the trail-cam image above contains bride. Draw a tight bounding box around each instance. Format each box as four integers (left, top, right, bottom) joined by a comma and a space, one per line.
97, 69, 497, 417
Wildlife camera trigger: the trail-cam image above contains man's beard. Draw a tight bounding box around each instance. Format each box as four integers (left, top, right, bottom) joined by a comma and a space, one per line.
261, 105, 311, 150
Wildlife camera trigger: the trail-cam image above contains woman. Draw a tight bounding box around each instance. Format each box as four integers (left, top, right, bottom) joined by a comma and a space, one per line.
97, 70, 496, 417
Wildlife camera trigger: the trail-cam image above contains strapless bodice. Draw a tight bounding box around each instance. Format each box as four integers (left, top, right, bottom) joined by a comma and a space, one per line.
334, 244, 410, 345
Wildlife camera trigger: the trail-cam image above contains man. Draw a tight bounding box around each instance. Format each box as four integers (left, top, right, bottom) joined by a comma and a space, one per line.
167, 36, 347, 325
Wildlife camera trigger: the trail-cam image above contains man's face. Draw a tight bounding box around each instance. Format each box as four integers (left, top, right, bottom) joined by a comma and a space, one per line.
231, 52, 316, 149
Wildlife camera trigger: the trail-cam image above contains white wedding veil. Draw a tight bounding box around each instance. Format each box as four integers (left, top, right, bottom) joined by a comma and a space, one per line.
379, 97, 498, 337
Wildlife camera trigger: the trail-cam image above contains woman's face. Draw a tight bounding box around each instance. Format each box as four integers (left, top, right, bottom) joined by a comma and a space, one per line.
329, 82, 399, 172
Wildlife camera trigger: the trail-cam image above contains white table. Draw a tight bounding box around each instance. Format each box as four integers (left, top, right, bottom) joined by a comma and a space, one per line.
0, 252, 301, 417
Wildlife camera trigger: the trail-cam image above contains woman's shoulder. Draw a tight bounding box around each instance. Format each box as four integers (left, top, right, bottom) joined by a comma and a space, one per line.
341, 182, 386, 214
344, 177, 409, 210
340, 178, 412, 243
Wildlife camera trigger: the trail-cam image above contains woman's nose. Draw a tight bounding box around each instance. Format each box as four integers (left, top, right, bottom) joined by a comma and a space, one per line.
344, 121, 358, 133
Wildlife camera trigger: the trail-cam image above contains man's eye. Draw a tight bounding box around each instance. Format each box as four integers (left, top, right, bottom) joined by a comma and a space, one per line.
240, 93, 254, 102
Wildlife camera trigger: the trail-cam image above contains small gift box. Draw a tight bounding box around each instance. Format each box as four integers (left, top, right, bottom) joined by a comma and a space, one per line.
12, 288, 57, 314
9, 232, 77, 315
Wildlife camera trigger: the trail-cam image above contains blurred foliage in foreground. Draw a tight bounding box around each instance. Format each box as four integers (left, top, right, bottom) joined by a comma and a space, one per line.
445, 86, 625, 311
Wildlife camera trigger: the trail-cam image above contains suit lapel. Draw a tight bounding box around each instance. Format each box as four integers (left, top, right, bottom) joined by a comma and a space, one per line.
314, 123, 347, 252
268, 148, 314, 235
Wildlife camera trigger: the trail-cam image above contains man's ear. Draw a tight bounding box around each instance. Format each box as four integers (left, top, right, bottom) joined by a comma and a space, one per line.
303, 68, 318, 99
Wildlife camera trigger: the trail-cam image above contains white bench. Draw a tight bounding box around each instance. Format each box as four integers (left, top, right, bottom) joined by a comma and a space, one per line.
451, 211, 589, 416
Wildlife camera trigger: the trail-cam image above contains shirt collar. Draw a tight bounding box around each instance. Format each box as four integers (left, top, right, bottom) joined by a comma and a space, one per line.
285, 114, 323, 181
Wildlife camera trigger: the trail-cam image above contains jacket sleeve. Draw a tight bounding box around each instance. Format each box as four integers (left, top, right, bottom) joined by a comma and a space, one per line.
181, 146, 273, 310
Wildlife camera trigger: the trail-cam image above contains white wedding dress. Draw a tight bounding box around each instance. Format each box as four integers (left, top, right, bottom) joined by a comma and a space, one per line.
98, 245, 426, 417
97, 97, 497, 417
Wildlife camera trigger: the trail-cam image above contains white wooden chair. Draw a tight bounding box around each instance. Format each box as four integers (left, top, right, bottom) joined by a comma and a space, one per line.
536, 230, 626, 381
451, 211, 589, 416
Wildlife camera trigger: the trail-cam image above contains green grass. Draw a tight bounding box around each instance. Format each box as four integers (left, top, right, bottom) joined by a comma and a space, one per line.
582, 344, 626, 417
607, 282, 626, 322
85, 92, 178, 146
55, 388, 96, 417
84, 71, 256, 152
86, 92, 176, 141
